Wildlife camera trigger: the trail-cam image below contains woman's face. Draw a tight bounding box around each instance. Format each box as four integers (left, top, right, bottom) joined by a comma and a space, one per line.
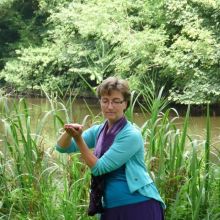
100, 90, 127, 125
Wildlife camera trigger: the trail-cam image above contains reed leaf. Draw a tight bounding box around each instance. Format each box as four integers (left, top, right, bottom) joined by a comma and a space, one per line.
204, 104, 210, 208
175, 105, 190, 173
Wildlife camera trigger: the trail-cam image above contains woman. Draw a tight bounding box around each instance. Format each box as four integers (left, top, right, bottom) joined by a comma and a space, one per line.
56, 77, 165, 220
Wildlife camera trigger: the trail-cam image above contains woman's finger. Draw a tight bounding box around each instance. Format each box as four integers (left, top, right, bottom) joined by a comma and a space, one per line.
64, 124, 82, 130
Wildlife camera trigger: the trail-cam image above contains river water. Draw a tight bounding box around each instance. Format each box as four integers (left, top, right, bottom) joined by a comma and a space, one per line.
0, 98, 220, 152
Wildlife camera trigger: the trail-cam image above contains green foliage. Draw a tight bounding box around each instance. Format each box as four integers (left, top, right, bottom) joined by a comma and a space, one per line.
1, 93, 220, 219
0, 0, 48, 71
1, 0, 220, 104
1, 46, 79, 92
0, 96, 95, 219
161, 0, 220, 104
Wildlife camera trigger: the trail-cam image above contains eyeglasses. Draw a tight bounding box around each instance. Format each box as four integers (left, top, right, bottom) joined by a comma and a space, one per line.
100, 99, 125, 107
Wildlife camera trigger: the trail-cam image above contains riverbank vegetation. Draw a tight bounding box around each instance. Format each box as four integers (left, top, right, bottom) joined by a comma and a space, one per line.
0, 91, 219, 219
1, 0, 220, 218
1, 0, 220, 104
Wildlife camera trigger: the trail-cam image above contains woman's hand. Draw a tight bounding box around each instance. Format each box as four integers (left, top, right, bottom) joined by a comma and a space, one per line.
59, 123, 97, 167
64, 123, 83, 140
64, 123, 97, 167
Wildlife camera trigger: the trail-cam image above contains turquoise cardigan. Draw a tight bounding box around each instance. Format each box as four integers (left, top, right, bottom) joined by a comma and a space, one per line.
56, 121, 165, 208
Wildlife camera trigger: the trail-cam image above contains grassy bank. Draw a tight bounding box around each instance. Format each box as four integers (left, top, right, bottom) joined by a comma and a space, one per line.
0, 94, 220, 219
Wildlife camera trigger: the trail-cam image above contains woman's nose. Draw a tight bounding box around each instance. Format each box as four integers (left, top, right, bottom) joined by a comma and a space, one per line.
107, 102, 114, 108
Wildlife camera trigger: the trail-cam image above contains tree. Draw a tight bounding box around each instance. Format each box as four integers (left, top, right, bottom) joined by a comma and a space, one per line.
1, 0, 220, 104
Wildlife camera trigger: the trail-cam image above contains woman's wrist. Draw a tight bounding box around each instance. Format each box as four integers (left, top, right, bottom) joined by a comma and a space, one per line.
74, 136, 97, 167
57, 131, 72, 147
74, 135, 84, 145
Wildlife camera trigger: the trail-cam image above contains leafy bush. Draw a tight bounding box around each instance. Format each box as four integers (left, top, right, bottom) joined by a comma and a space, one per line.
1, 0, 220, 104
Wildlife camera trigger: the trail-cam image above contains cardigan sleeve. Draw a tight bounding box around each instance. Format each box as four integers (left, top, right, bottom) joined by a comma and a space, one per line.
91, 128, 143, 176
56, 124, 101, 153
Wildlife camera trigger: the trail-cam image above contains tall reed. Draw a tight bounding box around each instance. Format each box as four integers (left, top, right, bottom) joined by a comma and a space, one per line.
137, 85, 219, 219
1, 90, 219, 219
0, 96, 94, 219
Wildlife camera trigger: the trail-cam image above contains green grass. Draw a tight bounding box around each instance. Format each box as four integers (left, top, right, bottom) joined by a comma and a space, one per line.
0, 94, 220, 220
